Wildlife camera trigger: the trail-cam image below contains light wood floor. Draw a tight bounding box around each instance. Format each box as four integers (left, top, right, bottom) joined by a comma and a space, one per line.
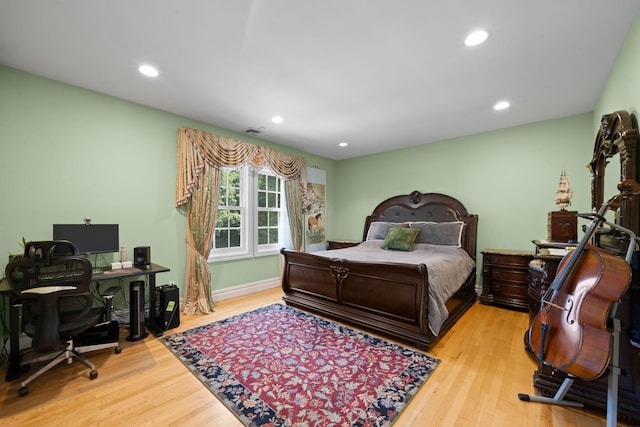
0, 288, 624, 426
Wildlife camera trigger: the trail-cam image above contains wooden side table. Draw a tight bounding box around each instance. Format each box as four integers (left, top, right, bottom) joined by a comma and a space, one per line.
480, 249, 535, 310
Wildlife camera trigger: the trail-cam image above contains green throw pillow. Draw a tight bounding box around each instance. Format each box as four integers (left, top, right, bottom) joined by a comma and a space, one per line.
381, 227, 420, 251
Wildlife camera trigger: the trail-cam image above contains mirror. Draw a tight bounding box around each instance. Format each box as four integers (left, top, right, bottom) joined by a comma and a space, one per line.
587, 110, 639, 236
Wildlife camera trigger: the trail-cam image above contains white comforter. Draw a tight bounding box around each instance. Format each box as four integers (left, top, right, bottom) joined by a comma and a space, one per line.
311, 240, 475, 335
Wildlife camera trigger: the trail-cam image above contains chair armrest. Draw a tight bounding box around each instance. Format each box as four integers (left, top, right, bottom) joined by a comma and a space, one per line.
23, 286, 77, 295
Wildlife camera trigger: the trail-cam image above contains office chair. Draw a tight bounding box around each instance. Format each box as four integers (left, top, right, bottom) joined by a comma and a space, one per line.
5, 240, 119, 397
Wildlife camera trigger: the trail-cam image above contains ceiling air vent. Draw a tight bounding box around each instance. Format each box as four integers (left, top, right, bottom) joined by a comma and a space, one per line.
245, 127, 264, 134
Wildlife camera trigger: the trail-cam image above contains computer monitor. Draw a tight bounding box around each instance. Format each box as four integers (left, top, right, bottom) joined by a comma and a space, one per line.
52, 224, 119, 255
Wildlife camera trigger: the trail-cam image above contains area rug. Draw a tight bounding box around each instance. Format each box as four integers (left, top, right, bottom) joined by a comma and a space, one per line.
161, 304, 439, 426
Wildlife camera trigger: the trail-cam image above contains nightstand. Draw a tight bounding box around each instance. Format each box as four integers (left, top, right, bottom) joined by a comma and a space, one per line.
480, 249, 535, 310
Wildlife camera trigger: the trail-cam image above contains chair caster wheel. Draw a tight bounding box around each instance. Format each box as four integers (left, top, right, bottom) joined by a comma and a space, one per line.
19, 387, 29, 397
90, 370, 98, 380
115, 346, 122, 354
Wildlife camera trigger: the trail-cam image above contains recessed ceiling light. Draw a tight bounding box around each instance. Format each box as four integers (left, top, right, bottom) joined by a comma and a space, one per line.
272, 116, 284, 124
494, 100, 511, 111
464, 30, 488, 47
339, 142, 348, 147
138, 64, 159, 77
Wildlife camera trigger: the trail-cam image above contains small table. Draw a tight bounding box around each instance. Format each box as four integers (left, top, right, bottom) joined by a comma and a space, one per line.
479, 249, 535, 310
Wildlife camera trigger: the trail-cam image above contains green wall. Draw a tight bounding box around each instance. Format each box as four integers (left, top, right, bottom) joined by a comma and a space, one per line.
0, 66, 336, 292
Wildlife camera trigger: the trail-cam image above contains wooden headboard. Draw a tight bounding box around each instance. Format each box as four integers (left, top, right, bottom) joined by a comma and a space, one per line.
362, 191, 479, 260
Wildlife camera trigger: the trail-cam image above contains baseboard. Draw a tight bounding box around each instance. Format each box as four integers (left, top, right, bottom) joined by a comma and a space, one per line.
212, 277, 280, 302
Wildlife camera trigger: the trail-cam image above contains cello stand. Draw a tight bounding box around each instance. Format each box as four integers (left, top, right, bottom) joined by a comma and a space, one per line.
518, 376, 584, 408
606, 316, 621, 427
518, 316, 622, 427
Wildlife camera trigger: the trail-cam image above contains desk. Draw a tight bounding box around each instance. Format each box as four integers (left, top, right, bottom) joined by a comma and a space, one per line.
2, 263, 170, 381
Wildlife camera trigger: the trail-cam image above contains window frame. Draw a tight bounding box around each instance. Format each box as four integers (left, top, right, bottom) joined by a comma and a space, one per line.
209, 166, 283, 262
254, 169, 283, 256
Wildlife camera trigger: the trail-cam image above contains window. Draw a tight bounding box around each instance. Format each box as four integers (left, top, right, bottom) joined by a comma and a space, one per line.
211, 166, 283, 261
256, 172, 281, 251
214, 169, 244, 255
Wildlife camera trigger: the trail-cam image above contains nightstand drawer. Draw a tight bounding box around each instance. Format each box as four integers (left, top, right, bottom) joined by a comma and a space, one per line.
489, 267, 529, 283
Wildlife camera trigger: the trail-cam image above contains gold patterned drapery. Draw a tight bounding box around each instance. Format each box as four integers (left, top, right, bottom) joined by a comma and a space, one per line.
176, 127, 307, 314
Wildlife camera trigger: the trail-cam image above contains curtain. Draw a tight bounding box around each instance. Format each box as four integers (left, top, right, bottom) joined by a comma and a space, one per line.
182, 161, 218, 314
176, 127, 307, 314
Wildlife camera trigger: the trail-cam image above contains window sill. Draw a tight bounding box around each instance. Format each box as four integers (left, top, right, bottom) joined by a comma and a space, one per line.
208, 249, 281, 263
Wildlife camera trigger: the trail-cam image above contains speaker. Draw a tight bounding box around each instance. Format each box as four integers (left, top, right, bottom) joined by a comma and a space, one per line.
156, 284, 180, 331
126, 280, 148, 341
134, 246, 151, 270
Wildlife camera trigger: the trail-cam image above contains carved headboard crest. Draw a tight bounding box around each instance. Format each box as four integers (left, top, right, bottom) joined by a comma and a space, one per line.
409, 190, 421, 204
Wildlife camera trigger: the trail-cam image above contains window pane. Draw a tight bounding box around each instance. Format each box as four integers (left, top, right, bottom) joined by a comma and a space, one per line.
215, 210, 228, 228
228, 188, 239, 206
258, 174, 266, 191
215, 229, 228, 249
267, 192, 276, 208
218, 187, 227, 205
276, 193, 280, 208
258, 228, 268, 245
230, 229, 241, 247
269, 211, 279, 226
229, 170, 240, 187
267, 175, 277, 191
269, 228, 278, 244
229, 210, 241, 227
258, 211, 268, 227
258, 192, 266, 208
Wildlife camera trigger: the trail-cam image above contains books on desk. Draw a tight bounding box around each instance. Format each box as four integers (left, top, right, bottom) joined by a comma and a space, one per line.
534, 239, 577, 257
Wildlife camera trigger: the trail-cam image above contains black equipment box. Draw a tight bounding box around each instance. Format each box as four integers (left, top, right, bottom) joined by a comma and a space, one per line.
77, 320, 119, 346
156, 284, 180, 331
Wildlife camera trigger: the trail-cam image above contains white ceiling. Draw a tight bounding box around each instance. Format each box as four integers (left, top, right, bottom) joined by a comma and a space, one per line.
1, 1, 639, 160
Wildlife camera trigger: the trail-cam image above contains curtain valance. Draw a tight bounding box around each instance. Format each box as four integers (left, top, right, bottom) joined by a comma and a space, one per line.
176, 127, 307, 208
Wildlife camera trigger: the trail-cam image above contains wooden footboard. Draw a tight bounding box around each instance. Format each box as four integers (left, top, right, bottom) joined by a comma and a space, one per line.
281, 248, 477, 350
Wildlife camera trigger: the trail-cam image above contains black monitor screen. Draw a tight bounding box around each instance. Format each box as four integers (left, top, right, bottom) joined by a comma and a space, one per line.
52, 224, 119, 254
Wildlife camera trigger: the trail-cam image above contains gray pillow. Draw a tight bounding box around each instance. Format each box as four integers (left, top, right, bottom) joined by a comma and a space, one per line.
366, 221, 409, 240
410, 221, 464, 246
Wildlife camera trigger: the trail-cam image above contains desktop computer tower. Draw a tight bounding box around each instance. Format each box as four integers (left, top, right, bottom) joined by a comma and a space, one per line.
127, 280, 148, 341
156, 284, 180, 331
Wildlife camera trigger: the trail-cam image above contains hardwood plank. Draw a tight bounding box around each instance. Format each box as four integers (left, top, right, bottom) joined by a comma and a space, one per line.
0, 288, 625, 426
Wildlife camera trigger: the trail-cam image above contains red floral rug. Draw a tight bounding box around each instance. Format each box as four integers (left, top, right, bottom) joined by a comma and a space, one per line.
161, 304, 439, 426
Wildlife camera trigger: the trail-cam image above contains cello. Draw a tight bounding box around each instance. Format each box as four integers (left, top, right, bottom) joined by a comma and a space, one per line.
528, 180, 640, 381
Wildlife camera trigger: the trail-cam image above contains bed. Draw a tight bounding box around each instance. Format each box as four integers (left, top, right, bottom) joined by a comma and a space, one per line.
281, 191, 479, 350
